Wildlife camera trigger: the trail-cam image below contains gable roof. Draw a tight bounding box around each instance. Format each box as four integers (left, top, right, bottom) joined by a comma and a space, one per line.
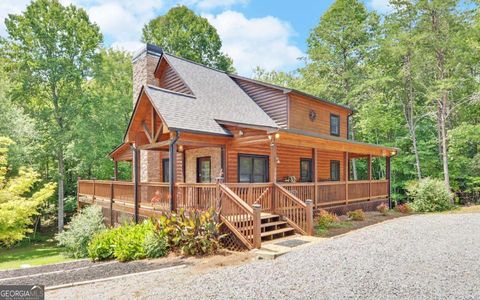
228, 74, 354, 113
143, 53, 279, 136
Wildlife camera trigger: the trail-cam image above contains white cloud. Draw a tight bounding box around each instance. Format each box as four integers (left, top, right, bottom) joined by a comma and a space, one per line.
205, 11, 303, 76
0, 0, 30, 35
196, 0, 248, 10
111, 40, 144, 53
369, 0, 394, 14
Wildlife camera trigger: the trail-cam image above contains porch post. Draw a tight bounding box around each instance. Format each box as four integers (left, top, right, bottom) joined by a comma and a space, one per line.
368, 154, 372, 201
269, 138, 277, 183
386, 156, 391, 208
110, 177, 114, 226
345, 152, 349, 205
252, 204, 262, 249
221, 146, 226, 182
113, 161, 118, 181
132, 147, 140, 224
312, 148, 318, 208
169, 134, 178, 211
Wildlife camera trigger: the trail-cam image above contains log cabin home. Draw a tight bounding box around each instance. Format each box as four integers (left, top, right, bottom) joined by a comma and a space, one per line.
78, 44, 398, 249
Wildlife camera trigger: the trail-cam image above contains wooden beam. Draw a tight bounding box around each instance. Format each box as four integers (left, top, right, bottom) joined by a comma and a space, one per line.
386, 156, 391, 208
142, 121, 153, 143
269, 140, 277, 183
177, 140, 226, 148
368, 154, 372, 201
153, 123, 163, 142
133, 148, 140, 224
345, 152, 349, 205
151, 107, 155, 140
113, 161, 118, 181
230, 137, 270, 147
137, 140, 170, 150
312, 148, 317, 207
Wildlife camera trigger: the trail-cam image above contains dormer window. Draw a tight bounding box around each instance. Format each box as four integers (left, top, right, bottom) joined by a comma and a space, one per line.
330, 114, 340, 136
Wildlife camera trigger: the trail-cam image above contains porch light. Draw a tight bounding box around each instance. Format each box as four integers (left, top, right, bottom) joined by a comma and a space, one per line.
268, 135, 272, 140
275, 133, 280, 139
239, 130, 244, 136
390, 150, 396, 156
178, 145, 184, 152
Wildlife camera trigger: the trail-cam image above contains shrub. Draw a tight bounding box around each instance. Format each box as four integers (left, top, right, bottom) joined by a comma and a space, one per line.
56, 205, 105, 258
157, 209, 224, 256
347, 209, 365, 221
406, 178, 453, 212
376, 203, 389, 216
143, 231, 169, 258
88, 229, 117, 261
395, 203, 413, 214
114, 220, 156, 261
316, 209, 339, 228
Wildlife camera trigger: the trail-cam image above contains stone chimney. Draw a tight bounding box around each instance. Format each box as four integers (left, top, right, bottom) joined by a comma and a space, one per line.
132, 44, 163, 105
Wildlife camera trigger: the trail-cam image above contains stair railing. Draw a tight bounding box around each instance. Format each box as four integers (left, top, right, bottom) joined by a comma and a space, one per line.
273, 183, 313, 235
218, 183, 262, 249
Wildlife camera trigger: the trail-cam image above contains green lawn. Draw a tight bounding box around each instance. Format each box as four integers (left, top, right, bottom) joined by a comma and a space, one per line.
0, 235, 75, 270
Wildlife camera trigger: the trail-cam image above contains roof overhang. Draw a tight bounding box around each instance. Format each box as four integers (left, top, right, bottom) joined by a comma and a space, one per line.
277, 128, 399, 157
109, 142, 132, 161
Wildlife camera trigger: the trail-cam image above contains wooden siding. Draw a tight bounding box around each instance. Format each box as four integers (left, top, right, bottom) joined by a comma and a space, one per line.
289, 93, 349, 138
317, 150, 345, 182
156, 58, 193, 95
233, 78, 288, 128
276, 144, 312, 181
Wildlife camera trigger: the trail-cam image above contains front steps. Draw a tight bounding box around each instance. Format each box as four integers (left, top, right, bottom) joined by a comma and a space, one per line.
260, 214, 295, 241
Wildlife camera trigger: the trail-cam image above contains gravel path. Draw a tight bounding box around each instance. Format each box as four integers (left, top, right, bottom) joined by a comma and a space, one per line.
48, 213, 480, 299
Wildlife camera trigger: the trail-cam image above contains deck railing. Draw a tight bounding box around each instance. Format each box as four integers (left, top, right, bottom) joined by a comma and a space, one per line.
78, 178, 389, 248
218, 184, 257, 249
273, 183, 311, 235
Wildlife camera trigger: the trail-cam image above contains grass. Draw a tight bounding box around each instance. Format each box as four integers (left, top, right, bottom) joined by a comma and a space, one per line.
0, 234, 75, 270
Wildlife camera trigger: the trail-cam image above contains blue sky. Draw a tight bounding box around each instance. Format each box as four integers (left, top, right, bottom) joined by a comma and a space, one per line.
0, 0, 391, 75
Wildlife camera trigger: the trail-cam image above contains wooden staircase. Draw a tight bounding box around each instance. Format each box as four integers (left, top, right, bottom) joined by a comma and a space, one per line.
260, 213, 295, 241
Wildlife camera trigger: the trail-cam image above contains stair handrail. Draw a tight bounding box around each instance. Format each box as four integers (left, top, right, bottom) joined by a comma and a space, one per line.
273, 183, 313, 235
218, 183, 260, 249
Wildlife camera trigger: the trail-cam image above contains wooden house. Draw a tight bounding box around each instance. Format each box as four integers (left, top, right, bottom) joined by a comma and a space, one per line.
78, 44, 397, 249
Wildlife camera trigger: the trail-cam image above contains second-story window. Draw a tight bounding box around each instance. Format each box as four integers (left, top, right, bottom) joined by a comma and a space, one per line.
330, 114, 340, 136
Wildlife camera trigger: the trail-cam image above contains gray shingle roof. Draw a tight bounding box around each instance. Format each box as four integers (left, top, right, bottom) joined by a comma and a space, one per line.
144, 53, 279, 136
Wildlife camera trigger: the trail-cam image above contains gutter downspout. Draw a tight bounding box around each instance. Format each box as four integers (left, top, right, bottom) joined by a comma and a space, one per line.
169, 131, 180, 211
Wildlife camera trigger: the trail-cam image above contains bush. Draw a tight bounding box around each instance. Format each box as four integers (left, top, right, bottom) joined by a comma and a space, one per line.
143, 231, 169, 259
395, 203, 413, 214
64, 196, 78, 214
376, 203, 389, 216
88, 229, 116, 261
114, 220, 156, 261
347, 209, 365, 221
316, 209, 339, 228
56, 205, 105, 258
88, 219, 169, 262
157, 209, 224, 256
406, 178, 453, 212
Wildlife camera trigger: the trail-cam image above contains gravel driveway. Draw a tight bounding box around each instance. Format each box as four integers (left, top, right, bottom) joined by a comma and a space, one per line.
48, 213, 480, 299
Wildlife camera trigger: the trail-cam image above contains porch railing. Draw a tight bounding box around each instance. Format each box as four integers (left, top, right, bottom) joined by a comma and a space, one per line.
78, 178, 389, 248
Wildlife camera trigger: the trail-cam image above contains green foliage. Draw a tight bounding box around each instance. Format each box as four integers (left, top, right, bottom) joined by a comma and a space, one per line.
55, 205, 105, 258
407, 178, 454, 212
143, 231, 169, 259
87, 219, 168, 262
63, 196, 77, 214
1, 0, 103, 229
316, 209, 339, 228
142, 6, 234, 72
0, 138, 56, 247
376, 203, 389, 216
87, 229, 116, 261
347, 209, 366, 221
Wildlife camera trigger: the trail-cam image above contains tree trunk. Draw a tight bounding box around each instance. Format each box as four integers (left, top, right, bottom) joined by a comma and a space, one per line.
57, 149, 65, 232
439, 93, 451, 194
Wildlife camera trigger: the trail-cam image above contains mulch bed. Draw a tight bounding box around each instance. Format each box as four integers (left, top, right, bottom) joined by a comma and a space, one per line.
316, 211, 411, 238
0, 257, 187, 287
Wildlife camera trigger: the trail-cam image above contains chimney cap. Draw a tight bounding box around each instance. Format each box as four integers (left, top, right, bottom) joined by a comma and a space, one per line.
132, 43, 163, 62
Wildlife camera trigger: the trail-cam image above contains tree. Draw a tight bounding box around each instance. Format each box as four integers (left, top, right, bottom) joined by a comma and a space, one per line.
142, 6, 234, 72
302, 0, 379, 179
415, 0, 477, 193
73, 49, 133, 180
0, 137, 56, 247
1, 0, 103, 231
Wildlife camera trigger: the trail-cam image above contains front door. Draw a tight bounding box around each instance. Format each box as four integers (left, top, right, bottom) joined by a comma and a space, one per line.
197, 157, 211, 183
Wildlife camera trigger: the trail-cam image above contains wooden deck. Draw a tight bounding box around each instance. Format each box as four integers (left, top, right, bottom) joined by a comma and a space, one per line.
78, 179, 388, 249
